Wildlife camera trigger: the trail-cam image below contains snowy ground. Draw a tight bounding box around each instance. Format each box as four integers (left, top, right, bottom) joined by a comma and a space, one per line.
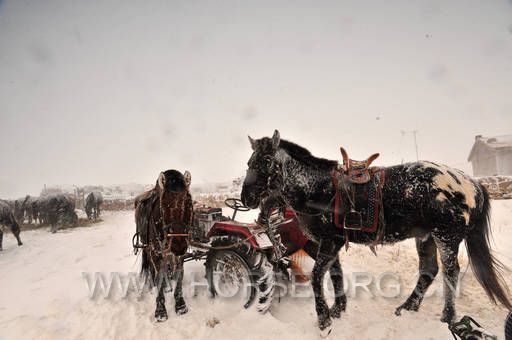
1, 201, 512, 340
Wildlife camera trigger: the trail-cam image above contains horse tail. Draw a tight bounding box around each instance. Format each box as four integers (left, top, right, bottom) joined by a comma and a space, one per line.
465, 185, 512, 310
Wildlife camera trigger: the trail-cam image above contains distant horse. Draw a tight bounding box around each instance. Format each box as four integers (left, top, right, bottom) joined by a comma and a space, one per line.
13, 198, 25, 223
241, 130, 511, 335
22, 195, 38, 224
0, 200, 23, 251
38, 194, 78, 233
30, 197, 40, 224
135, 170, 193, 321
85, 192, 103, 220
11, 196, 37, 224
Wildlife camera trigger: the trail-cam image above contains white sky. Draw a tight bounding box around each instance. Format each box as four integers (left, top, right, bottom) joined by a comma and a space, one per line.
1, 0, 511, 198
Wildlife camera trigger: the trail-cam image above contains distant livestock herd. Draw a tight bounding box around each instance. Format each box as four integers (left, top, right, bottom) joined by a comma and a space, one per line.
0, 192, 104, 251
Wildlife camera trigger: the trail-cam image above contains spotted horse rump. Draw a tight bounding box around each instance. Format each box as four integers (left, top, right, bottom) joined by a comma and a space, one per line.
423, 161, 478, 225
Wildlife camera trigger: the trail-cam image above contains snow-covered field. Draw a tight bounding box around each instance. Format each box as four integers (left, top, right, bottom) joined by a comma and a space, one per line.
1, 201, 512, 340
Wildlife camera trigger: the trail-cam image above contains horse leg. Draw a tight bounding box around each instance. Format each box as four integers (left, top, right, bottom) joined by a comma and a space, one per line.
432, 235, 461, 324
163, 262, 173, 293
155, 267, 169, 322
12, 225, 22, 246
395, 235, 438, 315
312, 239, 342, 336
328, 257, 346, 318
174, 257, 188, 315
304, 241, 346, 318
0, 228, 3, 251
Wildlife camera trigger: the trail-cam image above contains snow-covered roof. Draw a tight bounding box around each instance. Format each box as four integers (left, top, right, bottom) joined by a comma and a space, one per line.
468, 135, 512, 161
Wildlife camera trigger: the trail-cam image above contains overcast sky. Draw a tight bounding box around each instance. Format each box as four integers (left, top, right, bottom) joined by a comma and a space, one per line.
1, 0, 511, 198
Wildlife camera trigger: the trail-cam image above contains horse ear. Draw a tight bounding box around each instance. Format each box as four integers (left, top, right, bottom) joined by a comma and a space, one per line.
184, 171, 191, 188
272, 130, 280, 149
367, 153, 380, 166
157, 172, 166, 190
248, 135, 256, 150
339, 147, 349, 167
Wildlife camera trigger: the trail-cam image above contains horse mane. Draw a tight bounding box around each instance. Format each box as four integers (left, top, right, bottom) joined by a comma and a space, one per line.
279, 139, 338, 170
134, 188, 156, 207
134, 189, 157, 281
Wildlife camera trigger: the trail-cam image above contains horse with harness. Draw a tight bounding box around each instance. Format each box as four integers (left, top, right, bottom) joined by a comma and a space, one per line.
241, 130, 511, 336
134, 169, 193, 321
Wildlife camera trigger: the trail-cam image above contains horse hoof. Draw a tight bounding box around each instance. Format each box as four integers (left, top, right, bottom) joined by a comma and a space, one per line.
395, 301, 419, 316
155, 313, 168, 322
18, 242, 23, 246
319, 324, 333, 338
155, 307, 168, 322
319, 317, 332, 338
441, 313, 455, 324
440, 306, 455, 324
155, 315, 168, 322
176, 304, 188, 315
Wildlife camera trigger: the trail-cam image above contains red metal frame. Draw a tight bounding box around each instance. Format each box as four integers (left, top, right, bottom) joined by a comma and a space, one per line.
206, 221, 262, 248
206, 209, 308, 250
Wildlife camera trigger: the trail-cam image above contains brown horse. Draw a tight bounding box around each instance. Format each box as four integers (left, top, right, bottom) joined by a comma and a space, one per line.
135, 170, 193, 322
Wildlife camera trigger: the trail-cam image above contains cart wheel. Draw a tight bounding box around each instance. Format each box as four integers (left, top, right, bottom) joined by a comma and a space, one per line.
205, 237, 275, 313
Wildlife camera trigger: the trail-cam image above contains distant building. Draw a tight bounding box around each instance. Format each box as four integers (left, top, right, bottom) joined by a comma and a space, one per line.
468, 135, 512, 176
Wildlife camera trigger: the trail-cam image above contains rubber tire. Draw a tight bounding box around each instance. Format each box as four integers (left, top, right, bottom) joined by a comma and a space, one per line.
205, 236, 276, 313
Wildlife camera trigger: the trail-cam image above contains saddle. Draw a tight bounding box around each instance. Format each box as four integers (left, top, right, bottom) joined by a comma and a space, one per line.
332, 147, 385, 232
339, 147, 380, 184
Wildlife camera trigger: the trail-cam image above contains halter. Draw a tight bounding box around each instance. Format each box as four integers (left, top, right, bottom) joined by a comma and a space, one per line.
265, 155, 283, 194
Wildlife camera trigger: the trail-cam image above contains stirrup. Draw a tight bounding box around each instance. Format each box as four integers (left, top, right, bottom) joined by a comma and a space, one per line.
344, 210, 363, 230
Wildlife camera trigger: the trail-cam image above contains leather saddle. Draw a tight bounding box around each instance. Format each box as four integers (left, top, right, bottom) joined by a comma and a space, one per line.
339, 147, 380, 184
333, 147, 385, 232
